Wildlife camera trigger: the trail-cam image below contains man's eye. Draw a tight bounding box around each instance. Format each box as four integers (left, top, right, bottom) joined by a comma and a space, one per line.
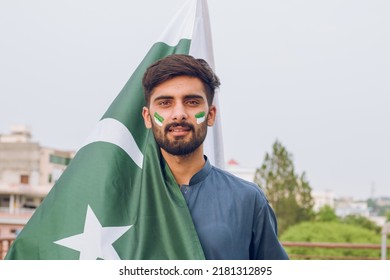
158, 101, 171, 106
186, 100, 200, 105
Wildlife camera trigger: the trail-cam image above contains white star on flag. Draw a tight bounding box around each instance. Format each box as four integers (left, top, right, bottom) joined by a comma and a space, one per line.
54, 205, 132, 260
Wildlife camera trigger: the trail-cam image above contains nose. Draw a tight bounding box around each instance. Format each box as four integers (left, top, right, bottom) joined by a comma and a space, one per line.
171, 102, 188, 121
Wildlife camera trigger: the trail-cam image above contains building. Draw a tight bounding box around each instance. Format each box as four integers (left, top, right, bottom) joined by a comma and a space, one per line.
334, 197, 370, 218
312, 190, 335, 212
0, 126, 74, 238
225, 158, 256, 183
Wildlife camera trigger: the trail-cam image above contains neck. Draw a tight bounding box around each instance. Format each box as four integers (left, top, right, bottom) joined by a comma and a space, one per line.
161, 146, 205, 186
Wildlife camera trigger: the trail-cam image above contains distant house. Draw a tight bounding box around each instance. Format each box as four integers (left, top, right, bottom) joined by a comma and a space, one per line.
0, 125, 74, 238
375, 197, 390, 207
334, 197, 370, 218
225, 158, 256, 183
311, 190, 335, 212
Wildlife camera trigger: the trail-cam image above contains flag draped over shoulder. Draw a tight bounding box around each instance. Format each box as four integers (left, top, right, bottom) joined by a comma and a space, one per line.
6, 0, 222, 260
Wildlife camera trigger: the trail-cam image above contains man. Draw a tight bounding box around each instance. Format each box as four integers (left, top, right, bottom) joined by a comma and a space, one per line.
142, 54, 288, 260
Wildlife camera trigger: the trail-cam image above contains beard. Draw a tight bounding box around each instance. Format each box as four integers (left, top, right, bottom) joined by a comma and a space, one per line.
151, 119, 208, 156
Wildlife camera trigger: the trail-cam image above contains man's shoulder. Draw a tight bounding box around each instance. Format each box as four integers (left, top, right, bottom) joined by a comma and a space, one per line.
210, 165, 265, 197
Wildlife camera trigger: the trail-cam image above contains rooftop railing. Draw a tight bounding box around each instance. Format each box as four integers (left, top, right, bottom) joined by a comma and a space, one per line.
1, 238, 389, 260
282, 241, 390, 260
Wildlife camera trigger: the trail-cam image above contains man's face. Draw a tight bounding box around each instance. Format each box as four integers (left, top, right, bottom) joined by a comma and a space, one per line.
142, 76, 216, 156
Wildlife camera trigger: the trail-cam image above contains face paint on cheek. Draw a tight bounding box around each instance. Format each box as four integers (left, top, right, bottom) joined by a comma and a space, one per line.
195, 111, 206, 124
154, 112, 164, 127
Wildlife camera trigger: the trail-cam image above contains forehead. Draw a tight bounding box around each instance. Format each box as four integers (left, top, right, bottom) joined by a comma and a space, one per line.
150, 76, 206, 100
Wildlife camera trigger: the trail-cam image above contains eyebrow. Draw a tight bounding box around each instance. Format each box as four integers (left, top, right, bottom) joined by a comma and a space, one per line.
153, 95, 174, 102
152, 94, 204, 102
183, 94, 204, 100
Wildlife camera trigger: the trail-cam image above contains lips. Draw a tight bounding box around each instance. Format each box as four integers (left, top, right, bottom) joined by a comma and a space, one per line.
169, 126, 191, 132
166, 123, 193, 137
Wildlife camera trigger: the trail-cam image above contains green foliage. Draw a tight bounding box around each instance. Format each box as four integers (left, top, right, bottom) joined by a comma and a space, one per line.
342, 215, 381, 234
254, 140, 314, 234
315, 205, 381, 232
316, 205, 339, 222
367, 198, 390, 216
280, 222, 389, 259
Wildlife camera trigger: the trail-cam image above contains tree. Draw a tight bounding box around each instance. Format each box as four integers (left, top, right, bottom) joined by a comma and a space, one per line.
342, 215, 381, 234
316, 205, 339, 222
254, 140, 314, 234
367, 198, 390, 216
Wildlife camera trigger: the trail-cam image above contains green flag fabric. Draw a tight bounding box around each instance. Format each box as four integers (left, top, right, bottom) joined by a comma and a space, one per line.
6, 0, 220, 260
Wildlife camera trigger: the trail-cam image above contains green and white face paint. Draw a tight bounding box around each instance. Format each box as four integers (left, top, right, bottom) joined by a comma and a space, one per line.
154, 112, 164, 127
195, 111, 206, 124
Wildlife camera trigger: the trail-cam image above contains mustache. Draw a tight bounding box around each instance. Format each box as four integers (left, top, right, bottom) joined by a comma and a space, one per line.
165, 121, 195, 133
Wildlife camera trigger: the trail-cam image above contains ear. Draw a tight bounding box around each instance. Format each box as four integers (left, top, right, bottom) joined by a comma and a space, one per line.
142, 107, 152, 129
207, 105, 217, 127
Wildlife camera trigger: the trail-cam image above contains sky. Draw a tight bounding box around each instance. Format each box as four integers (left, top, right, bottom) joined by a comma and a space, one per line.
1, 0, 389, 199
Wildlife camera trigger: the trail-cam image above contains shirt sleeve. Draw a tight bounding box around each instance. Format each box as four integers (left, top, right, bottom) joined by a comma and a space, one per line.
250, 192, 289, 260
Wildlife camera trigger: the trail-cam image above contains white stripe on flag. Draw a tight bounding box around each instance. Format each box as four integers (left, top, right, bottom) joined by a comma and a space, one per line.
189, 0, 225, 169
82, 118, 144, 169
157, 0, 196, 46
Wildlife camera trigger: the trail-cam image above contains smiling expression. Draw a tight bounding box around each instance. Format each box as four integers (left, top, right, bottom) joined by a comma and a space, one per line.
142, 76, 216, 156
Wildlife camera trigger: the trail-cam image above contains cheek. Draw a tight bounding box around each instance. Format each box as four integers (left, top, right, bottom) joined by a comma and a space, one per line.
153, 112, 164, 127
195, 111, 206, 124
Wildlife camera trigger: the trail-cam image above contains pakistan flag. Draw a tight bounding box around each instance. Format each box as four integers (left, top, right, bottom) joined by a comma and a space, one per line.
6, 0, 223, 260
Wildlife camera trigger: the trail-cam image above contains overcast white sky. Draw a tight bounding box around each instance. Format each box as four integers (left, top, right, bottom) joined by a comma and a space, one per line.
1, 0, 389, 199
